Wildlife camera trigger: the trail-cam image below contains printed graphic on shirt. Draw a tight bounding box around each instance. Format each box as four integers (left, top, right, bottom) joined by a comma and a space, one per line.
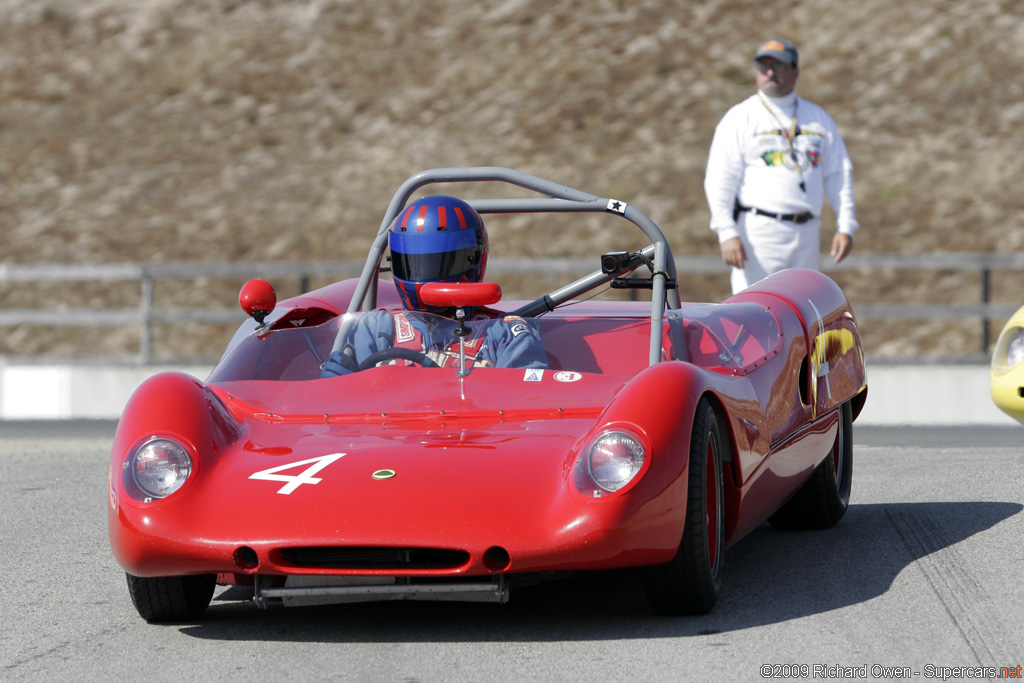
457, 329, 482, 350
504, 315, 529, 337
755, 127, 824, 173
395, 313, 415, 343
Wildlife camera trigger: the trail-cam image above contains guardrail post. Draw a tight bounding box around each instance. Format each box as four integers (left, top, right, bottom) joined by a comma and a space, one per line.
141, 273, 154, 363
981, 267, 991, 354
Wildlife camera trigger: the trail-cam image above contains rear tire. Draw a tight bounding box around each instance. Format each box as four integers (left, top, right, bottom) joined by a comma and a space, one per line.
643, 397, 725, 615
768, 401, 853, 530
126, 573, 216, 623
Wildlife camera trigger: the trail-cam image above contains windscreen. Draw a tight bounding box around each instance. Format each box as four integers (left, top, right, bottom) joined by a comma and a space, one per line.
667, 303, 781, 370
207, 310, 658, 382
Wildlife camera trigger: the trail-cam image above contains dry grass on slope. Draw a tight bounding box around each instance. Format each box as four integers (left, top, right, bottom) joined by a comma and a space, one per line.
2, 0, 1023, 359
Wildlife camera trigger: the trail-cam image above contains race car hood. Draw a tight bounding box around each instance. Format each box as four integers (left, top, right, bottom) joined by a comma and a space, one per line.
213, 366, 619, 425
110, 366, 691, 576
204, 368, 626, 550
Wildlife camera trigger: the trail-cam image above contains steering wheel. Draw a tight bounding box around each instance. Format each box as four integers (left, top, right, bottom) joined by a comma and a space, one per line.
355, 347, 440, 372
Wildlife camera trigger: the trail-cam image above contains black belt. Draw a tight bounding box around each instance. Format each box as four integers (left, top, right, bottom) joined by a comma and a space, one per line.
734, 203, 814, 224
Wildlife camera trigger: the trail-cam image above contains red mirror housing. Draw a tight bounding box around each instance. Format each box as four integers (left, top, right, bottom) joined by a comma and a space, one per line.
239, 279, 277, 325
419, 282, 502, 309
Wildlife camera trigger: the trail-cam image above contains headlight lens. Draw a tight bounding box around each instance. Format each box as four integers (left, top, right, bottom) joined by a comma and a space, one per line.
993, 326, 1024, 375
588, 431, 646, 492
1006, 329, 1024, 369
131, 438, 193, 499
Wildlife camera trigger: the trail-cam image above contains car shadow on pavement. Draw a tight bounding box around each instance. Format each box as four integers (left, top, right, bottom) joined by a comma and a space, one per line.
177, 500, 1021, 642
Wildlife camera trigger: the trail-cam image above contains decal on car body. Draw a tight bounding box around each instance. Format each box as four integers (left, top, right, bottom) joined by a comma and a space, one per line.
808, 299, 832, 403
606, 199, 627, 215
249, 453, 346, 494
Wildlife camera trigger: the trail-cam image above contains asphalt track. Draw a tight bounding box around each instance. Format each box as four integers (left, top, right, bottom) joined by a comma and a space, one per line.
2, 421, 1022, 682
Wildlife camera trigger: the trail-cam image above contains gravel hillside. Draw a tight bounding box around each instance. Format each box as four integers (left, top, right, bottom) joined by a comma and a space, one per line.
2, 0, 1023, 359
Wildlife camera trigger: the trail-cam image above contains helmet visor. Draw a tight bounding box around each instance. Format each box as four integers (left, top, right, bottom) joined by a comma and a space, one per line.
391, 245, 482, 282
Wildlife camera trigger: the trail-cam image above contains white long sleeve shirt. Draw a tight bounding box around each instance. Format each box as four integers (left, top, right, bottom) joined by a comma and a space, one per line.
704, 90, 859, 243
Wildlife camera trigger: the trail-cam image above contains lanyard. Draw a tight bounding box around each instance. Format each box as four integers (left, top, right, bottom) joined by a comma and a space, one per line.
758, 92, 806, 192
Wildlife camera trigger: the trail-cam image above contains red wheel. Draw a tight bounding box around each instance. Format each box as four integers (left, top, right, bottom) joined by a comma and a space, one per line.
643, 397, 725, 615
705, 431, 722, 577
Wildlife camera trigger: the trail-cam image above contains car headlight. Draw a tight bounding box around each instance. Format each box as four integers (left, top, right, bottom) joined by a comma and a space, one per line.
993, 326, 1024, 376
1006, 329, 1024, 368
588, 430, 646, 492
130, 438, 193, 499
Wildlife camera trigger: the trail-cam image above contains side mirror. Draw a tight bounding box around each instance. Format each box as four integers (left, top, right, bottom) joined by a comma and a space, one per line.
419, 282, 502, 308
239, 279, 277, 326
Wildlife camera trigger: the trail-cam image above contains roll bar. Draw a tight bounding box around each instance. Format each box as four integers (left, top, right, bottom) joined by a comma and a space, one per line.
344, 167, 681, 366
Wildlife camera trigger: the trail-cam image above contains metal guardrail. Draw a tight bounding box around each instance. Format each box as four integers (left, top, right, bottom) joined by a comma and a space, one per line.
824, 252, 1024, 353
2, 253, 1022, 364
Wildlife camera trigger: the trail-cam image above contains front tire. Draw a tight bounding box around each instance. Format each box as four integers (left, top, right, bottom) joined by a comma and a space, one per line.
126, 573, 216, 623
643, 397, 725, 615
768, 401, 853, 530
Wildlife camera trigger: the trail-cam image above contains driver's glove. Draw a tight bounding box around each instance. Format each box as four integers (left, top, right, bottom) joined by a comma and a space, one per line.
321, 350, 358, 378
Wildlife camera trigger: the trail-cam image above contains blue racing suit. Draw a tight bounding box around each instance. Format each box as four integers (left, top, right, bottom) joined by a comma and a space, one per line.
321, 309, 548, 377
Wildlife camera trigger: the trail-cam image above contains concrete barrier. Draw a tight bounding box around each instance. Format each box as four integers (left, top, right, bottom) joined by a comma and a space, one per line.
858, 363, 1016, 426
0, 362, 211, 421
0, 360, 1017, 426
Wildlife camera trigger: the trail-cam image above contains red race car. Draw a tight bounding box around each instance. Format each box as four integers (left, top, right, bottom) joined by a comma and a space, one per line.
108, 167, 867, 622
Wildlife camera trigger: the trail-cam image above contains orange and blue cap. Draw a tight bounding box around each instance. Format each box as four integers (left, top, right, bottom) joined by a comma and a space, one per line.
753, 38, 798, 67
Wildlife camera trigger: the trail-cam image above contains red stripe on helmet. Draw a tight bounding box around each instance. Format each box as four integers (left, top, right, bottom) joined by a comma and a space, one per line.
437, 206, 447, 229
454, 207, 467, 230
416, 205, 428, 232
398, 206, 414, 231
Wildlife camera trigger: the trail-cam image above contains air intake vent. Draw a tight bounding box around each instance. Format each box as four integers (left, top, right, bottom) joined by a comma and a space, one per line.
279, 547, 469, 569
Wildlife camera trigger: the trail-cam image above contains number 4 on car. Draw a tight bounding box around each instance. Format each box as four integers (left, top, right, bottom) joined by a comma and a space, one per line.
249, 453, 347, 494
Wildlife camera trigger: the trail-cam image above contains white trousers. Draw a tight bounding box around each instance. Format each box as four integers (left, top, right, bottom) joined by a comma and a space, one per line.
730, 212, 822, 293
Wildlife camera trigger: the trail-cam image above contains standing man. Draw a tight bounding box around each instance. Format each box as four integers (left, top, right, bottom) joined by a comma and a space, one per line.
704, 38, 859, 294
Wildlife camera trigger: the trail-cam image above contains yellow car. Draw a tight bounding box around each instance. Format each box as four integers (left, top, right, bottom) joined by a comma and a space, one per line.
991, 304, 1024, 424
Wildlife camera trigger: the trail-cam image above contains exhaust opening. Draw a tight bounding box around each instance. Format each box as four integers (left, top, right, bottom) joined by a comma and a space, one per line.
233, 546, 260, 572
483, 546, 511, 571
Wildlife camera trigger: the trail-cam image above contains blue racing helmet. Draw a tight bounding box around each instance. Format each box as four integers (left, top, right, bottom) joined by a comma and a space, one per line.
388, 195, 488, 311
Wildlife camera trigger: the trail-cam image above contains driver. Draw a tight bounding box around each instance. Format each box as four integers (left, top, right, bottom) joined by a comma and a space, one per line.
321, 195, 548, 376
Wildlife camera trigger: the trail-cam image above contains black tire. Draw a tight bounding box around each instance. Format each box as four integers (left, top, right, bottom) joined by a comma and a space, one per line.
768, 401, 853, 530
643, 397, 725, 616
126, 573, 216, 623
